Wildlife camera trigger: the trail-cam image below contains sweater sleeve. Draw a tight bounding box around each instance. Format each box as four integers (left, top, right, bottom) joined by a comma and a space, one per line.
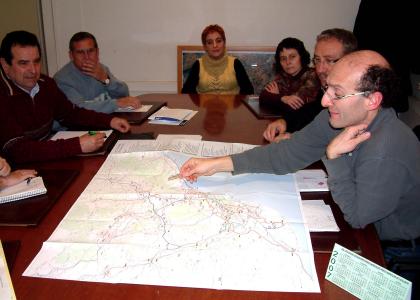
234, 59, 254, 95
294, 69, 321, 104
103, 66, 130, 99
54, 64, 128, 113
258, 74, 291, 109
50, 79, 113, 129
181, 61, 200, 94
54, 80, 118, 113
231, 110, 335, 174
0, 104, 82, 164
259, 86, 282, 107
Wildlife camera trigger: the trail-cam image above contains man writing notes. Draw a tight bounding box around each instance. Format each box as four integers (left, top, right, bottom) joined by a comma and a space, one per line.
263, 28, 358, 142
54, 31, 141, 113
0, 31, 130, 164
180, 50, 420, 243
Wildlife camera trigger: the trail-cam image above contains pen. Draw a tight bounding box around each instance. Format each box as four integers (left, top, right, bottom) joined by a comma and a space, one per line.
26, 177, 32, 185
168, 174, 180, 181
88, 131, 97, 136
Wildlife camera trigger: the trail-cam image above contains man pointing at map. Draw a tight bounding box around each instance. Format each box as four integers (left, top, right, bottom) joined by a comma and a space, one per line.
179, 50, 420, 243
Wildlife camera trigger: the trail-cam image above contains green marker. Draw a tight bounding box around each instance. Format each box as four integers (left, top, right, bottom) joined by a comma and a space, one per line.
88, 131, 97, 136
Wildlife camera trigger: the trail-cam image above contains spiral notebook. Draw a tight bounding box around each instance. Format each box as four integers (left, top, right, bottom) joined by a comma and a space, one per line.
0, 177, 47, 204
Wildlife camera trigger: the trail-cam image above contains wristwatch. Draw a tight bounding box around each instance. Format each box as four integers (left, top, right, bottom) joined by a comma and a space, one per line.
102, 77, 110, 85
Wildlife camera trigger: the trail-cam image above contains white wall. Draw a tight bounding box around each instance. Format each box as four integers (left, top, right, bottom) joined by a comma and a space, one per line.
41, 0, 361, 94
0, 0, 47, 73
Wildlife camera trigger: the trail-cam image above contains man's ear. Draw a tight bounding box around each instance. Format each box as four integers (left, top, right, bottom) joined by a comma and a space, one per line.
366, 91, 383, 110
0, 58, 9, 73
69, 50, 74, 61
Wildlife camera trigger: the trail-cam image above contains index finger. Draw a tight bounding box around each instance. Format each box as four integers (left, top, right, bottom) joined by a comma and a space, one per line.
179, 159, 198, 177
346, 123, 369, 136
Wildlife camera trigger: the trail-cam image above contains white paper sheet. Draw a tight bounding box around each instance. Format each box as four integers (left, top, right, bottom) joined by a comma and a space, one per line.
0, 242, 16, 300
110, 138, 257, 156
302, 200, 339, 232
50, 130, 113, 140
295, 170, 329, 192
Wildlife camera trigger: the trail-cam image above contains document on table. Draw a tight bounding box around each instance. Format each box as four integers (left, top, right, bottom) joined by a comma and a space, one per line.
115, 104, 152, 112
50, 130, 113, 140
110, 138, 257, 156
295, 169, 329, 192
148, 107, 197, 125
156, 134, 202, 142
0, 241, 16, 300
302, 200, 339, 232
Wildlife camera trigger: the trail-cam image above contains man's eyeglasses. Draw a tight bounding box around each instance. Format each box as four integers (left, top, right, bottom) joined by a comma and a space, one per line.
322, 85, 372, 101
312, 57, 339, 66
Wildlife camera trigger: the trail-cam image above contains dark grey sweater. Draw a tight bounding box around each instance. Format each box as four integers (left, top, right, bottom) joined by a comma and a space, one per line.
232, 108, 420, 241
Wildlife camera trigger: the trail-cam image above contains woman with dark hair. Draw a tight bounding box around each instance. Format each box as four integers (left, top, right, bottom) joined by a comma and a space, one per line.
181, 24, 254, 95
259, 37, 320, 118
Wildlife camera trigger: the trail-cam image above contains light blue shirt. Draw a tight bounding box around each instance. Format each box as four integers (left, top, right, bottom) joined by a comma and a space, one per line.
53, 62, 129, 113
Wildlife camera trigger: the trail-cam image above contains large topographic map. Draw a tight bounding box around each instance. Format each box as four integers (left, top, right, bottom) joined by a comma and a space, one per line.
24, 150, 320, 292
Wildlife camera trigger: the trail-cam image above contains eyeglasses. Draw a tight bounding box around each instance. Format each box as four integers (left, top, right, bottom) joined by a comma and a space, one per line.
322, 85, 372, 101
312, 57, 339, 66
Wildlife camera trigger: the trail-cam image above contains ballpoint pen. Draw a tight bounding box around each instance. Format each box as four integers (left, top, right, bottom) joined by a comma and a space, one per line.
168, 174, 180, 181
26, 177, 33, 185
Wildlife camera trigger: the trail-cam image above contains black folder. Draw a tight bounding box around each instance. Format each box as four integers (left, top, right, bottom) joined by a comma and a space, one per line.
113, 101, 166, 124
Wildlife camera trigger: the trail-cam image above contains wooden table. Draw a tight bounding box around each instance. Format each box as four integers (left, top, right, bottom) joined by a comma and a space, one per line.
0, 93, 384, 299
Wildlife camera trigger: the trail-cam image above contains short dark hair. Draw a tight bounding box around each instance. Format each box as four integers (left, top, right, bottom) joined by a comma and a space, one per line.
275, 37, 310, 74
316, 28, 358, 56
201, 24, 226, 46
357, 65, 401, 108
69, 32, 98, 51
0, 30, 41, 65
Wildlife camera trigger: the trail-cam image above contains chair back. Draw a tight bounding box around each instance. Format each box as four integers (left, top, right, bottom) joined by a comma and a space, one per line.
177, 45, 276, 95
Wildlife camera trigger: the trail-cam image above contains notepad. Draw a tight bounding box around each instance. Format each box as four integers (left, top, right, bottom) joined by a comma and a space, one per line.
50, 130, 113, 140
302, 200, 339, 232
148, 107, 197, 125
295, 169, 329, 192
0, 177, 47, 204
115, 104, 152, 113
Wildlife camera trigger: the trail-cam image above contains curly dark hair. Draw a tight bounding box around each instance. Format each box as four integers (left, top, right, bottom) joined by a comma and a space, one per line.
357, 65, 401, 108
274, 37, 310, 74
201, 24, 226, 46
0, 31, 41, 65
